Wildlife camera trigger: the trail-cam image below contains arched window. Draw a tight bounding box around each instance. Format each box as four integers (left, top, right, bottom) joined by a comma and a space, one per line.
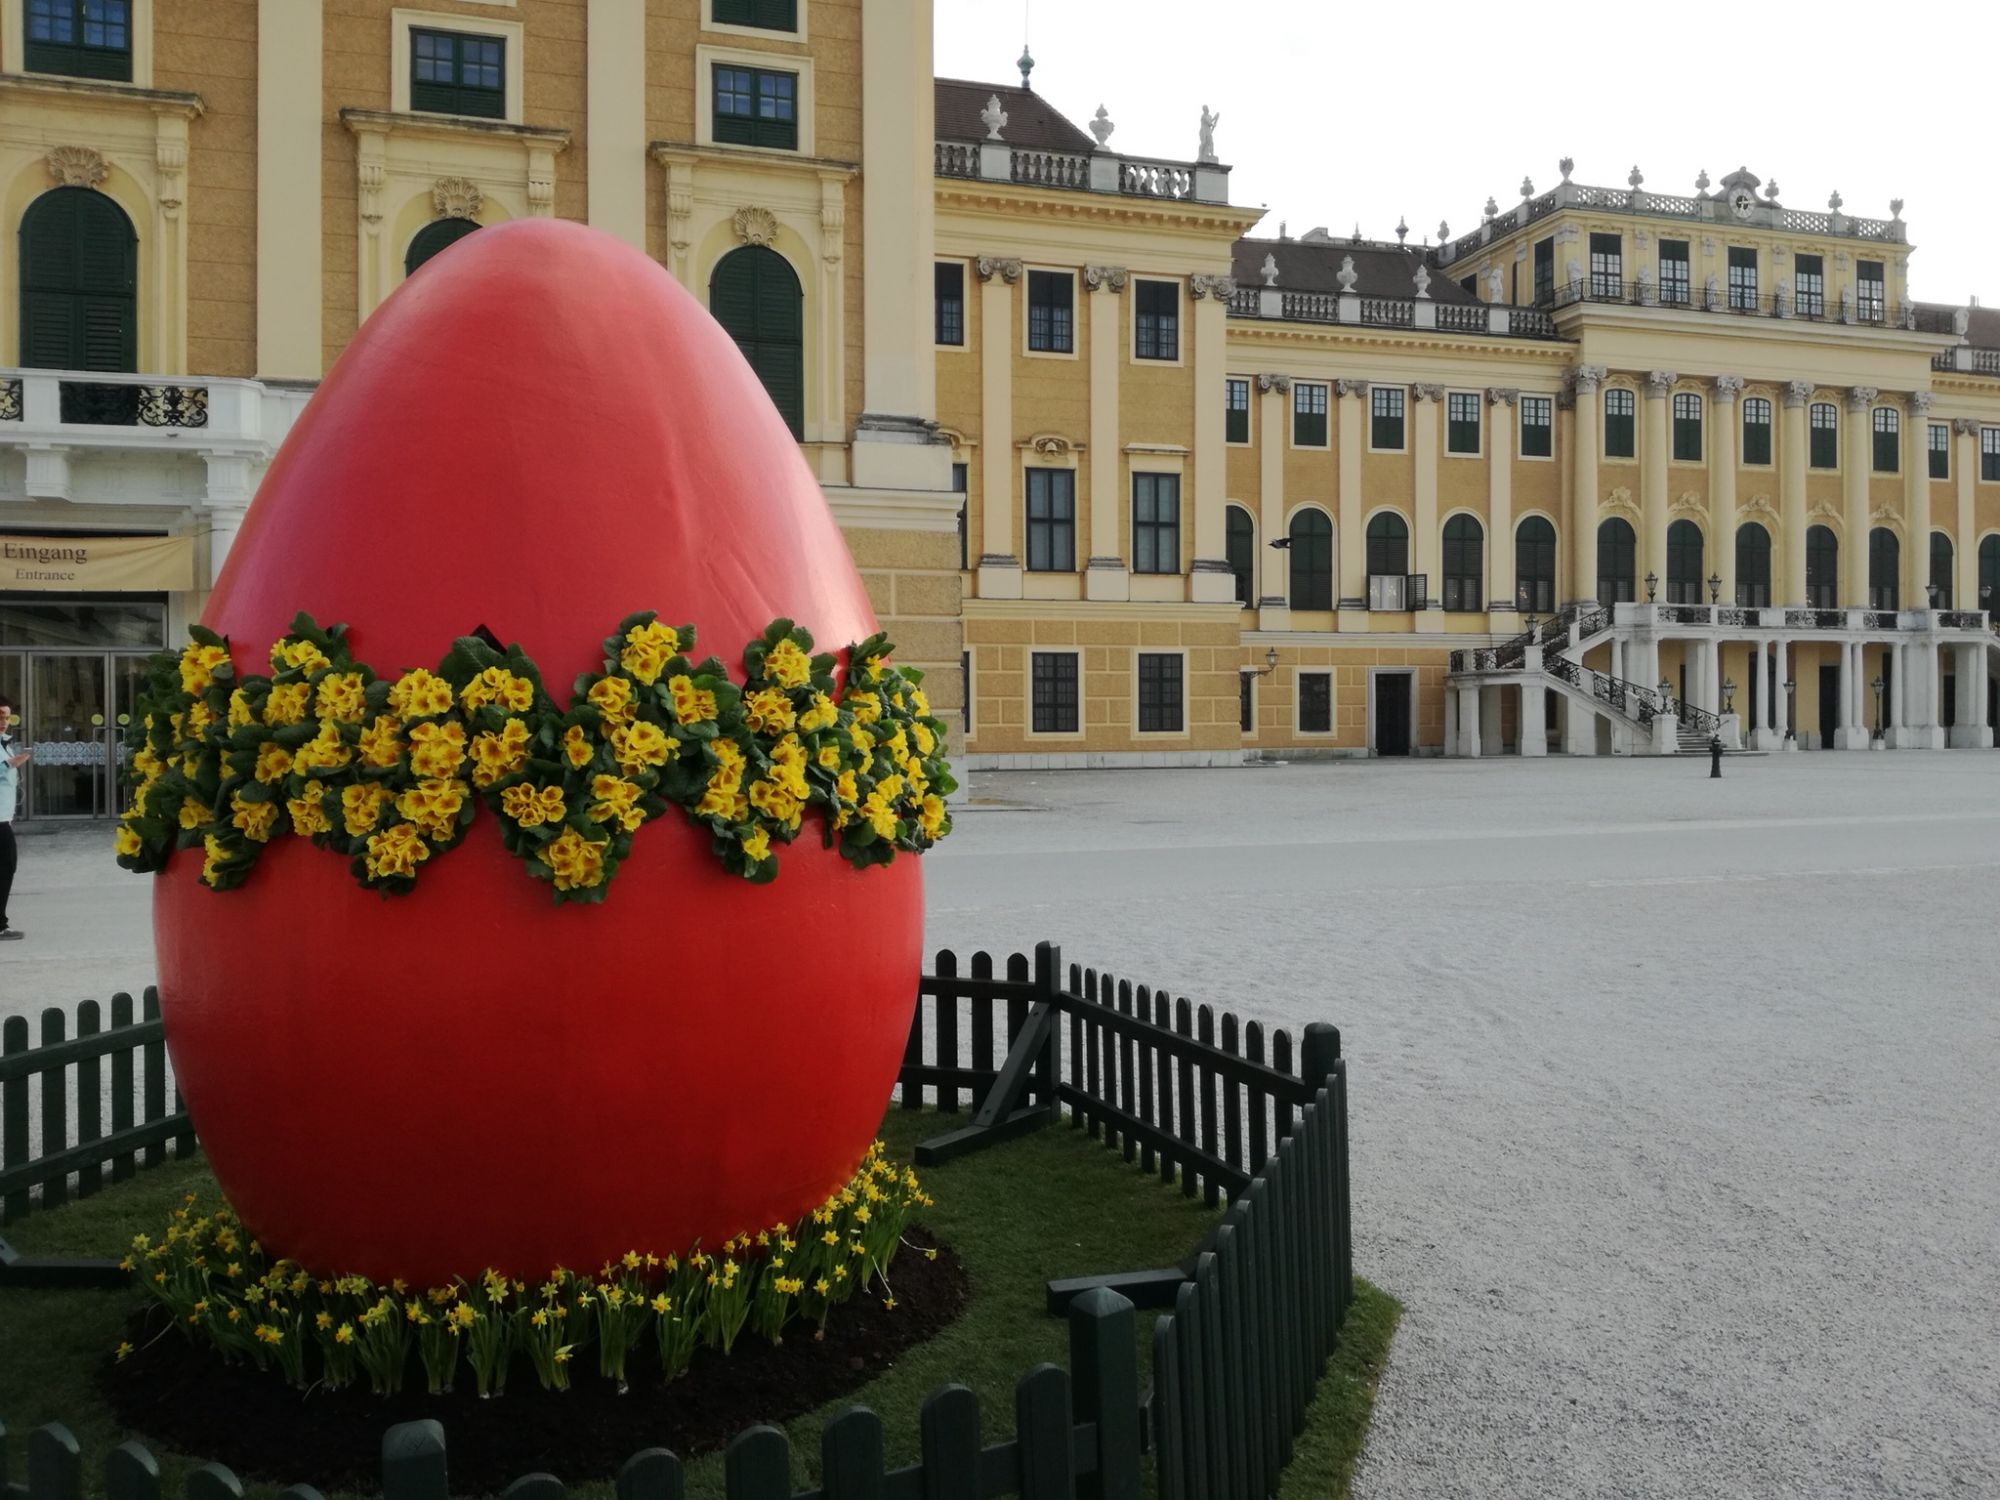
1806, 525, 1839, 608
1980, 535, 2000, 617
1225, 505, 1255, 608
710, 245, 804, 439
1515, 516, 1556, 614
1365, 512, 1409, 576
1597, 518, 1636, 606
1868, 527, 1899, 610
1666, 519, 1704, 604
1929, 532, 1953, 610
1287, 510, 1332, 611
405, 217, 481, 276
1441, 515, 1483, 611
19, 186, 136, 371
1735, 523, 1771, 608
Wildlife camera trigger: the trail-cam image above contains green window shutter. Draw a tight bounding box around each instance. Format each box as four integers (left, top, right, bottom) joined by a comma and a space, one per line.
19, 187, 136, 371
711, 246, 804, 438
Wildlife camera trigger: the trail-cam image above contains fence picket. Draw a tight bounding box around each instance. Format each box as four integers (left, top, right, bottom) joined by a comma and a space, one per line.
1173, 1001, 1197, 1199
1067, 970, 1086, 1130
108, 994, 135, 1184
917, 1386, 980, 1500
1173, 1279, 1209, 1500
1083, 975, 1102, 1143
615, 1449, 684, 1500
1219, 1013, 1242, 1179
73, 1003, 102, 1200
498, 1475, 563, 1500
36, 1012, 67, 1212
820, 1407, 884, 1500
1068, 1289, 1140, 1500
28, 1425, 81, 1500
1116, 984, 1137, 1166
1272, 1030, 1294, 1142
1195, 1007, 1219, 1208
2, 1017, 26, 1223
722, 1426, 791, 1500
1134, 987, 1156, 1176
139, 992, 165, 1169
970, 963, 996, 1115
185, 1464, 245, 1500
1152, 994, 1175, 1187
1278, 1137, 1307, 1445
1013, 1365, 1074, 1500
103, 1442, 159, 1500
905, 953, 944, 1110
1031, 947, 1059, 1111
1243, 1023, 1268, 1177
381, 1420, 449, 1500
1150, 1315, 1183, 1500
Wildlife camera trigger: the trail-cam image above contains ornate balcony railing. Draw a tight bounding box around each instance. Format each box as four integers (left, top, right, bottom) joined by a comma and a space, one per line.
1860, 610, 1901, 631
1935, 347, 2000, 375
1012, 148, 1089, 190
1358, 297, 1414, 327
1118, 157, 1194, 200
1227, 284, 1260, 316
1938, 610, 1987, 629
0, 377, 20, 420
1542, 278, 1932, 329
1510, 307, 1557, 338
934, 141, 977, 178
1281, 290, 1338, 323
1435, 303, 1490, 333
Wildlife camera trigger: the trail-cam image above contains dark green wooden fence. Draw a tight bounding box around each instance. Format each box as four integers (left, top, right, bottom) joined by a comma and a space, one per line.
0, 1286, 1147, 1500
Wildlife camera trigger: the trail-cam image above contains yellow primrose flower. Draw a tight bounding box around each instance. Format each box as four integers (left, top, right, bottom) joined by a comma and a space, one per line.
743, 688, 796, 735
262, 682, 310, 727
178, 642, 230, 694
287, 779, 331, 838
357, 714, 405, 769
469, 719, 531, 788
460, 666, 536, 713
797, 691, 838, 733
739, 826, 771, 864
561, 724, 595, 768
816, 742, 842, 771
314, 672, 367, 723
588, 674, 638, 727
199, 833, 232, 886
846, 691, 882, 726
407, 719, 467, 779
763, 637, 812, 689
226, 689, 255, 728
918, 795, 947, 839
114, 825, 143, 858
364, 821, 430, 880
387, 668, 454, 719
538, 826, 607, 891
501, 781, 566, 829
610, 721, 671, 774
619, 620, 682, 684
252, 741, 294, 784
395, 778, 468, 842
666, 675, 718, 725
277, 638, 331, 675
291, 720, 352, 774
340, 782, 392, 837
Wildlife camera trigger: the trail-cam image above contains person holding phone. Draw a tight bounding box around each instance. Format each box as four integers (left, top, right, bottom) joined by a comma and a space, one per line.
0, 694, 28, 941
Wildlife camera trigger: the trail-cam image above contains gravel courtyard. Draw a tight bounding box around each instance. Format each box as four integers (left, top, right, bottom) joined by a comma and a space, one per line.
5, 752, 1997, 1496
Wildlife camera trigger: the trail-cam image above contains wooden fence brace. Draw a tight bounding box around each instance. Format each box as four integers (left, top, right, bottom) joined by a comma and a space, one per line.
914, 948, 1062, 1168
614, 1449, 684, 1500
498, 1475, 563, 1500
104, 1441, 159, 1500
381, 1420, 448, 1500
917, 1386, 981, 1500
28, 1425, 81, 1500
1068, 1289, 1141, 1500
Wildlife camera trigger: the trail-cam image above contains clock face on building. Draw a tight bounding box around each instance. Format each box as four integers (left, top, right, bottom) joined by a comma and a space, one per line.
1730, 189, 1757, 219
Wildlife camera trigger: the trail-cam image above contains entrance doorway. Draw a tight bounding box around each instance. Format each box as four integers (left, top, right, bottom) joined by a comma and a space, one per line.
1372, 671, 1412, 756
1818, 664, 1839, 747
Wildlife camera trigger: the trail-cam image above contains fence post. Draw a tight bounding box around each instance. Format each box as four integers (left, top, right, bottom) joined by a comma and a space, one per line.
1069, 1288, 1141, 1500
1300, 1024, 1341, 1086
27, 1424, 81, 1500
722, 1427, 791, 1500
104, 1441, 160, 1500
2, 1015, 28, 1223
615, 1449, 684, 1500
918, 1386, 981, 1500
381, 1420, 449, 1500
1033, 942, 1061, 1110
36, 1010, 67, 1212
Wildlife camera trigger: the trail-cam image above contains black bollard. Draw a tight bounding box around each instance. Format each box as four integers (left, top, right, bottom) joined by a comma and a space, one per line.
1709, 733, 1723, 778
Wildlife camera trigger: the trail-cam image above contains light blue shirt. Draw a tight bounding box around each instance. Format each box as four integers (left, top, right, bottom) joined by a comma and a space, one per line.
0, 732, 18, 823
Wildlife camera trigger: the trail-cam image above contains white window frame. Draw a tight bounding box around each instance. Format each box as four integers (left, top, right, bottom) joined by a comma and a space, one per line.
1294, 668, 1335, 737
1132, 648, 1190, 738
696, 41, 815, 155
1225, 375, 1254, 447
1022, 266, 1080, 360
1025, 647, 1085, 740
1517, 394, 1554, 461
701, 0, 808, 42
1290, 381, 1331, 450
1369, 385, 1408, 454
3, 0, 156, 87
1130, 276, 1185, 367
393, 8, 525, 122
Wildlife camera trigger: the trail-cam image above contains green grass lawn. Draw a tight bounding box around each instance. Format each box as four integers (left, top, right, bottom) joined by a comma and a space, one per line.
0, 1113, 1397, 1498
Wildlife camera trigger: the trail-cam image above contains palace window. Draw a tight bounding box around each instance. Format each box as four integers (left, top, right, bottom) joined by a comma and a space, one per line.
26, 0, 131, 82
1741, 396, 1773, 465
713, 0, 798, 30
1442, 515, 1483, 611
1446, 392, 1481, 455
1288, 510, 1333, 610
1658, 239, 1690, 304
1239, 671, 1254, 734
1132, 473, 1181, 574
1727, 247, 1758, 310
1293, 382, 1328, 447
405, 218, 481, 276
953, 463, 968, 571
1597, 518, 1637, 606
1026, 271, 1074, 353
934, 263, 964, 346
1604, 388, 1636, 458
1134, 279, 1179, 361
1225, 506, 1255, 606
18, 187, 137, 372
1024, 469, 1076, 571
710, 245, 803, 437
1225, 378, 1250, 444
1872, 407, 1900, 473
713, 63, 797, 149
1533, 237, 1554, 304
414, 29, 506, 119
1666, 519, 1705, 604
1868, 527, 1899, 610
1810, 403, 1839, 469
1736, 523, 1771, 608
1137, 654, 1184, 733
1856, 260, 1886, 322
1795, 253, 1825, 317
1588, 233, 1622, 298
1980, 535, 2000, 608
1985, 428, 2000, 482
1370, 386, 1405, 450
1366, 512, 1409, 577
1672, 392, 1703, 462
1297, 672, 1331, 734
1030, 652, 1079, 734
1516, 516, 1556, 614
1928, 423, 1949, 480
1806, 526, 1839, 608
1519, 395, 1553, 458
1930, 533, 1953, 609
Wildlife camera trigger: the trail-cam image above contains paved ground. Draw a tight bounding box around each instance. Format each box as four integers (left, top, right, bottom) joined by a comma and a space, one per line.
7, 753, 1998, 1496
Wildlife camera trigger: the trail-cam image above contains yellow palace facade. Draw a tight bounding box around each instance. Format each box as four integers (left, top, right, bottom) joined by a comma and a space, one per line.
2, 2, 1997, 819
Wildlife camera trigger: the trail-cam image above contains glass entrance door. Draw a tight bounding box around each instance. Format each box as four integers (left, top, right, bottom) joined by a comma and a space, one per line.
29, 653, 113, 817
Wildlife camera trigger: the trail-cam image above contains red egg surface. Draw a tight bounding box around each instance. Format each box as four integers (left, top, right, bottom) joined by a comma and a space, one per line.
154, 220, 923, 1283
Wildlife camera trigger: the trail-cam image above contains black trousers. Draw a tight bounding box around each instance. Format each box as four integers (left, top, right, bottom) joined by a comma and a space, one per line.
0, 822, 15, 931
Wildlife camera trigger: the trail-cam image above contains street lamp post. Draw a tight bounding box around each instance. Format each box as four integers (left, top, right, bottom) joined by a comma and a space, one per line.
1708, 572, 1722, 605
1723, 676, 1736, 715
1645, 571, 1658, 603
1783, 678, 1796, 742
1872, 673, 1885, 740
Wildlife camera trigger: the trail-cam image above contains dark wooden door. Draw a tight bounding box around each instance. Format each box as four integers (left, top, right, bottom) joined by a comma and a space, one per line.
1818, 664, 1839, 746
1376, 674, 1411, 756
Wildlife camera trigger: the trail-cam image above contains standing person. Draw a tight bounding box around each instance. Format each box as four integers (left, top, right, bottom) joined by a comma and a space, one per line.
0, 694, 28, 941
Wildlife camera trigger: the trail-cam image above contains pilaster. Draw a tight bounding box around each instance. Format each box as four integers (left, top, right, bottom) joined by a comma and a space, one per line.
1256, 375, 1290, 628
975, 257, 1022, 597
858, 0, 936, 426
256, 0, 323, 378
1780, 381, 1810, 605
1904, 392, 1931, 606
1711, 376, 1742, 603
1842, 385, 1877, 607
1188, 277, 1234, 603
1953, 418, 1979, 608
584, 0, 647, 248
1335, 379, 1367, 629
1084, 266, 1127, 600
1567, 369, 1602, 604
1487, 387, 1518, 616
1641, 370, 1674, 587
1410, 384, 1443, 630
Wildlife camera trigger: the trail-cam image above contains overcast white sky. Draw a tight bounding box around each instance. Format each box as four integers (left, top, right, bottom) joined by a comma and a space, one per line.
934, 0, 1995, 306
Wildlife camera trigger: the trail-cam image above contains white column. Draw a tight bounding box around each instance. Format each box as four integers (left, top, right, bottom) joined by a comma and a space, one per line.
1835, 639, 1859, 748
1564, 695, 1596, 755
1084, 268, 1127, 601
1641, 371, 1674, 588
1336, 380, 1367, 628
585, 0, 647, 249
1890, 642, 1907, 739
975, 260, 1022, 598
857, 0, 936, 435
1458, 686, 1481, 757
1444, 688, 1459, 758
1712, 376, 1743, 603
1775, 637, 1793, 747
1257, 377, 1290, 626
1702, 637, 1721, 715
1478, 685, 1503, 755
1487, 387, 1517, 617
1905, 394, 1933, 608
1568, 370, 1604, 605
1519, 682, 1547, 755
1954, 420, 1979, 608
1189, 279, 1234, 603
1780, 382, 1811, 605
257, 0, 323, 379
1842, 387, 1877, 606
1610, 636, 1625, 682
1411, 384, 1443, 631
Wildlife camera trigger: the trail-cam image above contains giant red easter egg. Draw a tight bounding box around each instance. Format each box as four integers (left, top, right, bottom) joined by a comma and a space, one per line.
154, 220, 923, 1284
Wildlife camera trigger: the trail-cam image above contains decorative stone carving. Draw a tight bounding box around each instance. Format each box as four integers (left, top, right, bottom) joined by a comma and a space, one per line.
1412, 263, 1431, 299
1773, 279, 1790, 317
1909, 392, 1933, 417
1570, 365, 1606, 396
732, 206, 779, 246
1189, 273, 1234, 300
1670, 491, 1705, 518
1645, 370, 1678, 398
1555, 387, 1575, 411
1783, 380, 1813, 408
1198, 106, 1220, 165
1889, 197, 1905, 224
1519, 176, 1534, 199
974, 256, 1022, 285
1482, 196, 1499, 220
1486, 266, 1504, 301
1486, 386, 1519, 406
1694, 168, 1711, 198
1555, 224, 1580, 245
1083, 265, 1128, 293
1513, 241, 1528, 262
1603, 486, 1637, 515
1336, 256, 1358, 294
1090, 105, 1114, 148
1713, 375, 1744, 402
526, 165, 555, 217
1025, 433, 1079, 457
1953, 306, 1971, 338
46, 145, 108, 189
1256, 373, 1291, 394
432, 176, 483, 220
1411, 383, 1445, 402
1636, 267, 1656, 306
1628, 164, 1644, 189
0, 379, 21, 421
1846, 385, 1878, 412
1952, 417, 1979, 436
1439, 219, 1450, 242
1334, 378, 1370, 398
1566, 260, 1584, 293
1867, 503, 1902, 528
980, 95, 1008, 141
1839, 286, 1856, 322
1259, 253, 1280, 288
357, 158, 385, 227
1807, 499, 1842, 525
1702, 273, 1721, 311
1740, 494, 1777, 520
1559, 156, 1575, 183
155, 138, 186, 218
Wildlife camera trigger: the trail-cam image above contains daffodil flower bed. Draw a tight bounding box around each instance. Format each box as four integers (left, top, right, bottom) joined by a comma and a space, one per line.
116, 1142, 935, 1398
112, 612, 954, 900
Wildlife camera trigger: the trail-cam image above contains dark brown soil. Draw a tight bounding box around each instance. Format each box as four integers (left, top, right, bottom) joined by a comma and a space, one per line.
99, 1229, 968, 1494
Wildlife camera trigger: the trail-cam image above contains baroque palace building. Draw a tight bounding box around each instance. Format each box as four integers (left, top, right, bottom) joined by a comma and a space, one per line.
2, 1, 1997, 819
